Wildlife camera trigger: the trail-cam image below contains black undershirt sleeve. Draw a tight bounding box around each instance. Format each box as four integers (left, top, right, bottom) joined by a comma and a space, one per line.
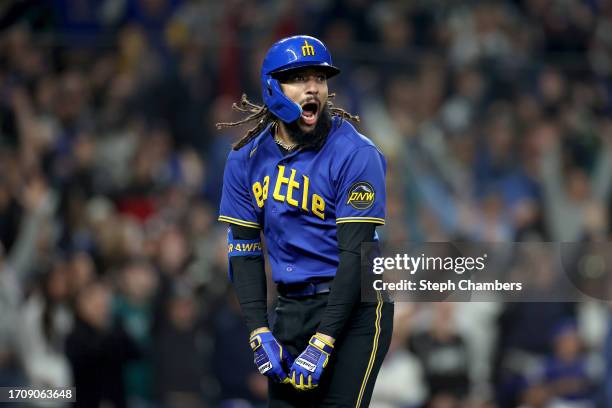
317, 222, 377, 339
229, 224, 269, 333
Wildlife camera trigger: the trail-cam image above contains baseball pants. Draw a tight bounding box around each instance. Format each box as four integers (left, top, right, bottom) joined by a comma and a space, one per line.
268, 292, 394, 407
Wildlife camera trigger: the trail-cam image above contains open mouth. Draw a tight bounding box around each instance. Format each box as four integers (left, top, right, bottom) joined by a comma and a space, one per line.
300, 101, 319, 126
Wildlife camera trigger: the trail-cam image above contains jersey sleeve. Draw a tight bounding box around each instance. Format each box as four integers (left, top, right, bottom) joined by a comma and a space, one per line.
335, 146, 386, 225
218, 155, 261, 229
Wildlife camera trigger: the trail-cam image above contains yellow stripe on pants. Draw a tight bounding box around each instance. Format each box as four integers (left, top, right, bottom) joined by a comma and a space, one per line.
355, 291, 383, 408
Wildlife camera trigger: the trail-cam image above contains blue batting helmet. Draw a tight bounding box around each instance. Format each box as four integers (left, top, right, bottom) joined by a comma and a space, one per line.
261, 35, 340, 123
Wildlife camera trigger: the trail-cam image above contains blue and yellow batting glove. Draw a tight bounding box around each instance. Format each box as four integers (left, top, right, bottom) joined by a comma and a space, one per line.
289, 333, 334, 390
249, 328, 293, 383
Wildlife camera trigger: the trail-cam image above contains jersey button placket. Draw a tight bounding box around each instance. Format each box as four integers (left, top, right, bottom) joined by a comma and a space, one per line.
272, 154, 299, 275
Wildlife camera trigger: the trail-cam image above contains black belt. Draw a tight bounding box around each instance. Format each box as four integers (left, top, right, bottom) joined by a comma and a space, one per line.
277, 280, 332, 298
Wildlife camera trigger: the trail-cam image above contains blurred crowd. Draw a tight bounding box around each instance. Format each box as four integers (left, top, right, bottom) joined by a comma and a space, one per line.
1, 0, 612, 407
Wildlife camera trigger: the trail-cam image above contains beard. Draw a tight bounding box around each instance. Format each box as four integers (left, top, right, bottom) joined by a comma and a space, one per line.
283, 105, 332, 150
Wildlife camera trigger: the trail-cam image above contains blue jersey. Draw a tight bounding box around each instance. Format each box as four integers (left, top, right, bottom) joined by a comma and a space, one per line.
218, 117, 386, 284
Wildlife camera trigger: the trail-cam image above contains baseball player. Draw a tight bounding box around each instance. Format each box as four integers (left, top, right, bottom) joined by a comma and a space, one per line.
217, 35, 393, 407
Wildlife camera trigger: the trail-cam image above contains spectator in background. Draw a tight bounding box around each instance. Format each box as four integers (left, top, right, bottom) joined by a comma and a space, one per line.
410, 303, 470, 407
66, 280, 140, 408
541, 321, 597, 407
17, 258, 73, 391
495, 301, 576, 408
212, 288, 266, 407
149, 222, 195, 335
154, 224, 191, 280
518, 320, 598, 408
185, 200, 218, 289
67, 250, 96, 297
154, 286, 205, 408
7, 172, 60, 280
115, 124, 172, 224
0, 242, 24, 387
114, 258, 159, 407
56, 131, 105, 253
0, 176, 21, 252
538, 120, 612, 242
0, 171, 59, 389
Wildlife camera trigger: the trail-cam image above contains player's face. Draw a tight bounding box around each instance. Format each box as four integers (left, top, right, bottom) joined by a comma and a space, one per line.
280, 68, 329, 132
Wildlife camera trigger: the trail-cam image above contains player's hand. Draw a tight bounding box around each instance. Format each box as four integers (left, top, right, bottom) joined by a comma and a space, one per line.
249, 328, 293, 383
289, 333, 335, 391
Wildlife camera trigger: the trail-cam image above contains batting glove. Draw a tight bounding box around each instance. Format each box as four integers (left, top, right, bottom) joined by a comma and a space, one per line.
249, 328, 293, 383
290, 333, 334, 390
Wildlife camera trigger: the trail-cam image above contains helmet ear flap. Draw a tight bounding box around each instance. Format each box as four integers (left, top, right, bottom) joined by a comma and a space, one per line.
262, 76, 302, 123
266, 78, 273, 96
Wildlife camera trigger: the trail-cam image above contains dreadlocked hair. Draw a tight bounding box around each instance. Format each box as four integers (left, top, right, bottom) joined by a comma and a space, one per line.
215, 93, 360, 151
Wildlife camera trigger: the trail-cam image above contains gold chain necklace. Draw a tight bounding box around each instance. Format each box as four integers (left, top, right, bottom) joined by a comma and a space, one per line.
272, 123, 298, 150
274, 137, 298, 151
